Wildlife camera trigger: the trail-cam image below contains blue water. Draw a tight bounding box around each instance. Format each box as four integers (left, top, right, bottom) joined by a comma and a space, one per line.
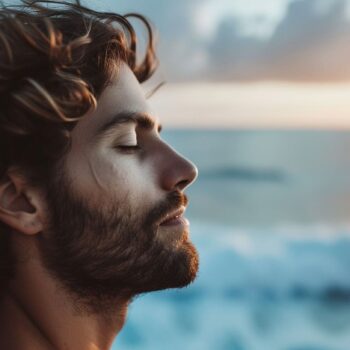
112, 131, 350, 350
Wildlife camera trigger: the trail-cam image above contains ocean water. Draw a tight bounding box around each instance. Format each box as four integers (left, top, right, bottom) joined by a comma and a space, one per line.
112, 131, 350, 350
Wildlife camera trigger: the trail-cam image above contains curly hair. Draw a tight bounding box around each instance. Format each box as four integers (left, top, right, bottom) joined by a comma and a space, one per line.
0, 0, 158, 296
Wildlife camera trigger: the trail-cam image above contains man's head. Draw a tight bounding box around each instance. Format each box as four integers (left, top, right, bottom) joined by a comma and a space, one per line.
0, 0, 198, 312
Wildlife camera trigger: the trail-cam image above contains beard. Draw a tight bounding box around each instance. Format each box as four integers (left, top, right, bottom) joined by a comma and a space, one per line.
36, 165, 199, 313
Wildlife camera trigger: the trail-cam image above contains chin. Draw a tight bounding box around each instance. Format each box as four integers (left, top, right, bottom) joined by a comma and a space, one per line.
165, 228, 199, 286
144, 238, 199, 293
177, 239, 199, 285
160, 238, 199, 289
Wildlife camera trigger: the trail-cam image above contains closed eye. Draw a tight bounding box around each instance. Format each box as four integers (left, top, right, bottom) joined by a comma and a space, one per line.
116, 145, 141, 152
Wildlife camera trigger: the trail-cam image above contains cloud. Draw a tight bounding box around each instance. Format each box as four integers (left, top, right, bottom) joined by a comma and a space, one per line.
20, 0, 350, 82
102, 0, 350, 82
85, 0, 206, 81
206, 0, 350, 81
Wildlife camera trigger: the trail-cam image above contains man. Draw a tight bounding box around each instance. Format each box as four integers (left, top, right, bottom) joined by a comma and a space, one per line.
0, 1, 199, 349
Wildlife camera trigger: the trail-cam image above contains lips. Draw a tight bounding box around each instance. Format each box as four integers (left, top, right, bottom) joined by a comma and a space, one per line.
159, 206, 186, 226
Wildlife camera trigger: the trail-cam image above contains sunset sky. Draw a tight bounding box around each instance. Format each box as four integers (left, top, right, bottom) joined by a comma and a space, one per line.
49, 1, 350, 127
148, 82, 350, 129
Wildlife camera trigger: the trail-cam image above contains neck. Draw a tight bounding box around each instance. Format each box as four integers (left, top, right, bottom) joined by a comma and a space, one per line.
0, 234, 130, 350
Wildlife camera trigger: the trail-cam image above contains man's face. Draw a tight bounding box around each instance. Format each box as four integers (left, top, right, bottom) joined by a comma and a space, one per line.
37, 63, 199, 310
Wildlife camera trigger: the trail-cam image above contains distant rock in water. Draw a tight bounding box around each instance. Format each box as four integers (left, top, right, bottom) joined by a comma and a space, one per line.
199, 166, 287, 183
320, 286, 350, 302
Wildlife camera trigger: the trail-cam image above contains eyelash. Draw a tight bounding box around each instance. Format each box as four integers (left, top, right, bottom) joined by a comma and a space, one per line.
116, 145, 141, 152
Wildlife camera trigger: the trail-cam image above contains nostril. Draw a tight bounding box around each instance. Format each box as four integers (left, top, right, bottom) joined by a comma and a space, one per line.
175, 163, 198, 191
176, 179, 191, 191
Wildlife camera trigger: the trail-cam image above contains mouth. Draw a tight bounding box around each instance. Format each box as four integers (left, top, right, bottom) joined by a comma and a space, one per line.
158, 206, 189, 227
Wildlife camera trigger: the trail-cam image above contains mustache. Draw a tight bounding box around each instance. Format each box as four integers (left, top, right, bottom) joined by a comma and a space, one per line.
145, 191, 188, 228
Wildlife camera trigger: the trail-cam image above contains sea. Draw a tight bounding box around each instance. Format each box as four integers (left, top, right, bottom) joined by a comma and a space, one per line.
112, 130, 350, 350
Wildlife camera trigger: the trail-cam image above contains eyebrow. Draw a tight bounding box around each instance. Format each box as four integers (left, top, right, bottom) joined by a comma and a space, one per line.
95, 111, 163, 140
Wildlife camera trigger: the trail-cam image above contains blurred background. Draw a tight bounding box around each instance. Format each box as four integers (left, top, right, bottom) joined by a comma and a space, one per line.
92, 0, 350, 349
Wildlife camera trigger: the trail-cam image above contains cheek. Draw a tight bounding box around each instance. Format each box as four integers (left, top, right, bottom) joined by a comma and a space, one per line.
88, 153, 162, 213
65, 144, 164, 215
110, 158, 159, 204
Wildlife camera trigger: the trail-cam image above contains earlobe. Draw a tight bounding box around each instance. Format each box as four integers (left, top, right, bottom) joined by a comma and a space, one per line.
0, 170, 45, 235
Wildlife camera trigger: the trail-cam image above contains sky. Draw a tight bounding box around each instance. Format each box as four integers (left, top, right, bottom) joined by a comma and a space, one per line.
149, 82, 350, 129
92, 0, 350, 129
87, 0, 350, 83
8, 0, 350, 128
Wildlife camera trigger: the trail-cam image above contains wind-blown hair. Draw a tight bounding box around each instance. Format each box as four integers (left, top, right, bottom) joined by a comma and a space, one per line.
0, 0, 158, 295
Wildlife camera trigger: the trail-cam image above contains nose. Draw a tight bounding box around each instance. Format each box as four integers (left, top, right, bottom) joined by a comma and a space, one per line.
159, 143, 198, 192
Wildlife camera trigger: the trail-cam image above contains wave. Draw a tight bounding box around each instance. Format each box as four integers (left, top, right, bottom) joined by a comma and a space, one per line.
168, 222, 350, 302
116, 222, 350, 350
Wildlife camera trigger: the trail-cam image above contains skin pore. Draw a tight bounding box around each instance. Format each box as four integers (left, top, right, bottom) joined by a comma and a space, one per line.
0, 63, 198, 350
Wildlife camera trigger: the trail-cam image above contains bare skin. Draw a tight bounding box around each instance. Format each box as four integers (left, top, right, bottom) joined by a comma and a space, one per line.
0, 238, 128, 350
0, 63, 198, 350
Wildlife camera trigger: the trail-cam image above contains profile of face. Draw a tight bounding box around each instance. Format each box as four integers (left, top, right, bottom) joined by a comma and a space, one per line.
37, 63, 199, 310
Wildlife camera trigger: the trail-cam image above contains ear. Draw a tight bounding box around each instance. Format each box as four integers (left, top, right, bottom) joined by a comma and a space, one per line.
0, 169, 45, 235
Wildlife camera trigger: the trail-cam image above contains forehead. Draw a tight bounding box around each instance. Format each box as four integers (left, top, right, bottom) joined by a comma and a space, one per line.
71, 63, 158, 142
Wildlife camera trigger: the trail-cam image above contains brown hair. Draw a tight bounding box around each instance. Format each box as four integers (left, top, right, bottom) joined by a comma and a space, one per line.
0, 0, 158, 295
